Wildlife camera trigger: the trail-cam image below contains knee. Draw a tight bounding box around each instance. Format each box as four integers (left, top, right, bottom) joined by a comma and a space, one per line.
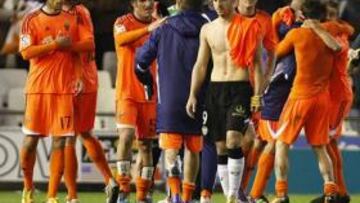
22, 137, 38, 152
80, 131, 92, 139
66, 136, 77, 146
118, 129, 135, 147
216, 142, 227, 155
138, 140, 152, 154
226, 131, 242, 149
52, 137, 66, 150
226, 138, 240, 149
263, 141, 276, 155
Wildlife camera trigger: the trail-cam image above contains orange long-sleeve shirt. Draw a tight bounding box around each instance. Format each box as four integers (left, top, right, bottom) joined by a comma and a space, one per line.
113, 13, 157, 102
20, 9, 80, 94
276, 27, 336, 99
66, 4, 98, 93
324, 20, 354, 101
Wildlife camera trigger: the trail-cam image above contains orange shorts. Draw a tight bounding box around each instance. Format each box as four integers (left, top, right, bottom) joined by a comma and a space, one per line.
159, 133, 203, 153
116, 99, 156, 139
23, 94, 75, 136
258, 119, 279, 142
278, 91, 330, 146
74, 92, 97, 133
329, 99, 352, 139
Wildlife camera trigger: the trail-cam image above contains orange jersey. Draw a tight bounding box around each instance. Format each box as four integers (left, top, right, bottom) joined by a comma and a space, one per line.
323, 20, 354, 101
67, 4, 98, 93
20, 9, 80, 94
114, 13, 157, 102
228, 13, 263, 68
276, 27, 336, 99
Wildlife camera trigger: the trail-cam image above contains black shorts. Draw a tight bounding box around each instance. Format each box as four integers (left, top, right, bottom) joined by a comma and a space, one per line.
204, 81, 253, 141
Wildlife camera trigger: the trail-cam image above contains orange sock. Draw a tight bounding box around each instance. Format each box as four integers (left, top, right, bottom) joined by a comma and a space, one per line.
82, 135, 112, 184
182, 182, 196, 202
116, 174, 131, 193
64, 145, 78, 199
241, 148, 261, 190
324, 182, 338, 196
135, 177, 152, 201
20, 147, 36, 191
275, 180, 288, 198
48, 148, 65, 198
330, 142, 347, 195
167, 177, 181, 197
201, 189, 212, 198
250, 153, 274, 199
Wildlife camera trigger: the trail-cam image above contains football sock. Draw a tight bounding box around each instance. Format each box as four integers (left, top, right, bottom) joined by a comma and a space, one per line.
20, 147, 36, 191
136, 166, 154, 201
228, 148, 244, 197
241, 148, 261, 190
218, 155, 229, 196
250, 152, 275, 199
64, 144, 78, 199
324, 181, 338, 196
168, 176, 181, 197
48, 148, 65, 198
275, 180, 288, 198
116, 160, 131, 193
83, 135, 112, 184
182, 182, 196, 202
330, 142, 347, 195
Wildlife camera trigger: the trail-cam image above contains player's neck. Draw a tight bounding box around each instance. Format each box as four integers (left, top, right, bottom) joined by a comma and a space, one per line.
43, 4, 61, 15
62, 3, 73, 12
237, 7, 256, 17
219, 12, 235, 23
133, 11, 152, 24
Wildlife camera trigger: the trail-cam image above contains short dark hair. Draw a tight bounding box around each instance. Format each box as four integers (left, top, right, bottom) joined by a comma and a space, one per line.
327, 0, 339, 10
301, 0, 327, 21
181, 0, 203, 10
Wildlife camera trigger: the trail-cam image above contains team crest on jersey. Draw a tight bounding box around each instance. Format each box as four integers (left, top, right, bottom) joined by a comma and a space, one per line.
115, 24, 126, 34
41, 36, 53, 45
19, 34, 31, 50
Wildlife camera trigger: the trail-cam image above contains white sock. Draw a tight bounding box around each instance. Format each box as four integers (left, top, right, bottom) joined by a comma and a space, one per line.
117, 160, 131, 176
228, 157, 244, 197
218, 164, 229, 196
141, 166, 155, 180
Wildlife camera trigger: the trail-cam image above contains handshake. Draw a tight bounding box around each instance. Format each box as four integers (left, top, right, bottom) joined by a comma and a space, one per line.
135, 64, 154, 101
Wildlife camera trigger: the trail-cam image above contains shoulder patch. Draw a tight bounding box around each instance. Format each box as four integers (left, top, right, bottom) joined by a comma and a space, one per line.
114, 22, 127, 34
19, 34, 32, 50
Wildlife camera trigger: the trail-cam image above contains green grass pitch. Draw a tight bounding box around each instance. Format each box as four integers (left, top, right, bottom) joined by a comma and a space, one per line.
1, 191, 360, 203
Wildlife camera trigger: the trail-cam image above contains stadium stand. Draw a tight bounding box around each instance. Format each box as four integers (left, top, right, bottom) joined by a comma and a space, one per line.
94, 88, 116, 130
97, 70, 112, 89
0, 69, 27, 108
102, 51, 117, 87
4, 87, 24, 126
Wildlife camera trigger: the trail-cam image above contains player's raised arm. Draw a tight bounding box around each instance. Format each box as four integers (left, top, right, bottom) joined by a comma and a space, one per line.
275, 29, 296, 58
134, 28, 161, 98
135, 28, 161, 74
114, 17, 166, 47
186, 25, 211, 118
